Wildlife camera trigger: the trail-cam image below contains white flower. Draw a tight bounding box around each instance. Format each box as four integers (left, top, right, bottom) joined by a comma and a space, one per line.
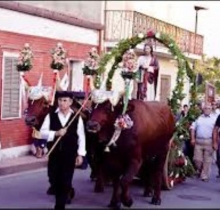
179, 135, 184, 140
24, 43, 30, 48
169, 171, 174, 177
169, 43, 174, 47
155, 32, 161, 39
176, 122, 179, 126
175, 173, 179, 178
57, 42, 63, 48
138, 33, 144, 39
177, 150, 182, 156
184, 158, 188, 166
170, 180, 174, 187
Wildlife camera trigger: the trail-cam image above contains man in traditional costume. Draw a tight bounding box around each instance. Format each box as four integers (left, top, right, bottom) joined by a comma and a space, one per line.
136, 43, 160, 101
40, 91, 86, 210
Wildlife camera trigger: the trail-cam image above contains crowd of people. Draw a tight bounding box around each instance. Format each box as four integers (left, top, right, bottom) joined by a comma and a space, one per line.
177, 101, 220, 181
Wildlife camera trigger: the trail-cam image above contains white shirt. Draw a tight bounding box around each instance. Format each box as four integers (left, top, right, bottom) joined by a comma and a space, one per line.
137, 55, 153, 82
40, 108, 86, 156
190, 114, 216, 140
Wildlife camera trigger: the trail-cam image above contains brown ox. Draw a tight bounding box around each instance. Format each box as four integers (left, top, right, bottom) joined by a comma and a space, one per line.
87, 99, 175, 208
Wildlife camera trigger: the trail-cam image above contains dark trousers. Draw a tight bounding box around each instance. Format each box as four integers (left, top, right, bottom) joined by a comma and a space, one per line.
216, 142, 220, 175
53, 150, 76, 210
47, 142, 56, 188
183, 140, 195, 168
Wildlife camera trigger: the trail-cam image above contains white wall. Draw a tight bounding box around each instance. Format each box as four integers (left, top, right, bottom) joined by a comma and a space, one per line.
106, 1, 220, 57
71, 61, 84, 92
0, 8, 99, 46
16, 1, 103, 24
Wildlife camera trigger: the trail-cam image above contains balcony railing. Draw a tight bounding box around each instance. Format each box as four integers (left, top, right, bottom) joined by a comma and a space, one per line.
104, 10, 203, 56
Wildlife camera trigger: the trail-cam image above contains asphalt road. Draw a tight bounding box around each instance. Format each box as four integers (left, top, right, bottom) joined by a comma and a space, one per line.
0, 165, 220, 209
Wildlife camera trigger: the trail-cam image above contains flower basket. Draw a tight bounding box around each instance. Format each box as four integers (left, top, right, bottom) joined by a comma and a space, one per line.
50, 42, 66, 71
121, 71, 137, 80
82, 66, 97, 76
17, 63, 33, 72
16, 43, 33, 72
82, 47, 100, 76
121, 49, 138, 81
50, 61, 65, 71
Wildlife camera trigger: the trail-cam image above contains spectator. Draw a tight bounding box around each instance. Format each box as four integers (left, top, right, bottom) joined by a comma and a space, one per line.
190, 103, 217, 181
212, 113, 220, 178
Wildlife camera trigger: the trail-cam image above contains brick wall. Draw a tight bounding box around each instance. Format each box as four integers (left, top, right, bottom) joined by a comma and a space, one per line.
0, 30, 97, 149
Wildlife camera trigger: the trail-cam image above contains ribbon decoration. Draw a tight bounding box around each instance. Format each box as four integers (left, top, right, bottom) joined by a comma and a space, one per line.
84, 75, 91, 99
104, 79, 134, 152
28, 86, 52, 101
122, 79, 131, 114
49, 70, 59, 106
20, 72, 30, 110
91, 89, 122, 107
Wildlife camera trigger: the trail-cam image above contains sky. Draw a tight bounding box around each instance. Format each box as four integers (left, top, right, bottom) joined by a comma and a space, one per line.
131, 1, 220, 58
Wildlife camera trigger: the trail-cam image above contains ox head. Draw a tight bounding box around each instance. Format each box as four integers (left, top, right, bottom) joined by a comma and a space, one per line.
24, 86, 53, 129
86, 66, 133, 142
87, 99, 135, 143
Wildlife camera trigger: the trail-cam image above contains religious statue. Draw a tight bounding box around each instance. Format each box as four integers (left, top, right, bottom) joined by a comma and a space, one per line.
136, 42, 160, 101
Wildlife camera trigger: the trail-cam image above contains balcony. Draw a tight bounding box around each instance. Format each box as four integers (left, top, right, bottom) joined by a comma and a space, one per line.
104, 10, 203, 56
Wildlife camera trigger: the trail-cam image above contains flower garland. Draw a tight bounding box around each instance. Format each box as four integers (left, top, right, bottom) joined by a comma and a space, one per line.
114, 114, 134, 130
121, 49, 138, 80
17, 43, 33, 72
82, 47, 100, 76
94, 30, 198, 187
50, 42, 66, 71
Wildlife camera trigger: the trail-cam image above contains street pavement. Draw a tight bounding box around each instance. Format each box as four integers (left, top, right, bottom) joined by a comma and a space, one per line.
0, 165, 220, 209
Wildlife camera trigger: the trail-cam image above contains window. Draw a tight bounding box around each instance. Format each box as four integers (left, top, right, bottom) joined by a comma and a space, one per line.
1, 54, 21, 119
69, 60, 84, 91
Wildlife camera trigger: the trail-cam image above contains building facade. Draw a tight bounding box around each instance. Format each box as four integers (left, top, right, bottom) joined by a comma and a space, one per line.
0, 1, 103, 159
0, 1, 204, 160
104, 1, 204, 105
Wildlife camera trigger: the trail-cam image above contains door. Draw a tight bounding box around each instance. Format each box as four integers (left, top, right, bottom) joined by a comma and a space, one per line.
160, 75, 171, 104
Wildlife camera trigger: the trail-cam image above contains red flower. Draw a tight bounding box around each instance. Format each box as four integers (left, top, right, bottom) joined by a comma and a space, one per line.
175, 157, 185, 167
147, 30, 155, 37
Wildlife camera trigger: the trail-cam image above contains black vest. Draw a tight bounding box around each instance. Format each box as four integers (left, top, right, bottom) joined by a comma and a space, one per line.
49, 111, 79, 155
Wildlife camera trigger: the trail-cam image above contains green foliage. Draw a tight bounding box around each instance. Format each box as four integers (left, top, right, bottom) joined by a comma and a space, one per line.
195, 56, 220, 94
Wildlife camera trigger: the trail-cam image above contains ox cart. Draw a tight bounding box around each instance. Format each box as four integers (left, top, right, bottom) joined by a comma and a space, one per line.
65, 91, 184, 190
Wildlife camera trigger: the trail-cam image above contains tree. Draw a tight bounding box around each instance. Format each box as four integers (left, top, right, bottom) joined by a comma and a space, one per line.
195, 55, 220, 94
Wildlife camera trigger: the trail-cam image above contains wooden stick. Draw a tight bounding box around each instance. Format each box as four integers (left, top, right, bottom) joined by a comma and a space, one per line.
47, 93, 92, 157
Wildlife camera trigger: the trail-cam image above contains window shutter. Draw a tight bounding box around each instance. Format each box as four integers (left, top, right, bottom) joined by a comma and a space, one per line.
2, 57, 21, 119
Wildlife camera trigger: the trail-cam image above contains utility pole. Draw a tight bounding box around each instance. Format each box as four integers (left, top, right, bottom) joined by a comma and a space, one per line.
193, 6, 208, 88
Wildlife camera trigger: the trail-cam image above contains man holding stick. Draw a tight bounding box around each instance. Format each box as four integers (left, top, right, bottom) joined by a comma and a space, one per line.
40, 91, 86, 210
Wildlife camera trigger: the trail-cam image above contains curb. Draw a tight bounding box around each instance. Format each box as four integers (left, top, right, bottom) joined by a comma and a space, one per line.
0, 155, 47, 176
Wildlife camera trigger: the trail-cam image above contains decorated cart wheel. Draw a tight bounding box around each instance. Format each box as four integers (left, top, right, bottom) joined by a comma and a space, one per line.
162, 138, 175, 190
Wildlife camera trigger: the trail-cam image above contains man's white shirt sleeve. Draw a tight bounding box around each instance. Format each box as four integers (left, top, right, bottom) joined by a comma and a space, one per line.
77, 116, 86, 156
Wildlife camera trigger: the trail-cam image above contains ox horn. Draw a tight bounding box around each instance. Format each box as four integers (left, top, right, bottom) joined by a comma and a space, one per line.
37, 72, 43, 88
